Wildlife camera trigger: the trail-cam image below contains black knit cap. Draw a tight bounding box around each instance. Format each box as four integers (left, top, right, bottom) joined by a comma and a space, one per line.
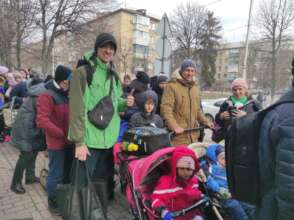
94, 33, 117, 53
157, 75, 168, 84
136, 71, 150, 84
54, 65, 72, 83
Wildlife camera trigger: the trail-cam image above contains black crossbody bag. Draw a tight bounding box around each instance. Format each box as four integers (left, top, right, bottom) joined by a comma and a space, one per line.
87, 76, 114, 129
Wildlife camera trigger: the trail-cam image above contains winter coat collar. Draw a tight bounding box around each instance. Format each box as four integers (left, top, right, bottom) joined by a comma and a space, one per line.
170, 71, 196, 87
45, 79, 68, 97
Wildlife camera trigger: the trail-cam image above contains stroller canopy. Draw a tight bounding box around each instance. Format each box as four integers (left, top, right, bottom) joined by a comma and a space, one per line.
131, 147, 175, 192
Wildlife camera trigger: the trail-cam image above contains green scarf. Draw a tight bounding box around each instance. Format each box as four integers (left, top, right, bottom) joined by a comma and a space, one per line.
230, 95, 248, 105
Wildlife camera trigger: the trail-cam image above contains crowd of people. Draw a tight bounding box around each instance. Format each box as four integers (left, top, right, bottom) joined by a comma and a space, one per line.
2, 32, 294, 220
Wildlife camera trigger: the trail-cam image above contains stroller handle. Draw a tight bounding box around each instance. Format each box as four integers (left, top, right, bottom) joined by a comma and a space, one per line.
169, 126, 206, 139
171, 196, 209, 218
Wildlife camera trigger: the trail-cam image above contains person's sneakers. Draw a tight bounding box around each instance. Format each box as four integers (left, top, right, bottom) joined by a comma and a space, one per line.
48, 198, 60, 215
10, 183, 26, 194
25, 177, 40, 184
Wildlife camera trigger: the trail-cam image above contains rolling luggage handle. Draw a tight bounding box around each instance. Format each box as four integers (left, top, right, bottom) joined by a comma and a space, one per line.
169, 126, 206, 141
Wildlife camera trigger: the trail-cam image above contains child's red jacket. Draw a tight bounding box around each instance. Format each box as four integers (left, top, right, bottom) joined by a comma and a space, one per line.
151, 147, 203, 219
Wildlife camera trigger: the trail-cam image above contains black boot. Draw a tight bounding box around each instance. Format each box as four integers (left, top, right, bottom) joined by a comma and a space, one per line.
11, 152, 27, 194
10, 182, 25, 194
48, 198, 60, 214
25, 151, 38, 184
26, 176, 40, 184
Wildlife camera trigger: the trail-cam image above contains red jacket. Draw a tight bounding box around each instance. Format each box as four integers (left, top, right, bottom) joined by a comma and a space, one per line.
36, 80, 69, 150
151, 147, 203, 220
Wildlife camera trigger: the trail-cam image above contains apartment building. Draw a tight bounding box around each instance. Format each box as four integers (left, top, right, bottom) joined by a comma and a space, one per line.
214, 41, 294, 90
215, 42, 245, 82
23, 8, 160, 78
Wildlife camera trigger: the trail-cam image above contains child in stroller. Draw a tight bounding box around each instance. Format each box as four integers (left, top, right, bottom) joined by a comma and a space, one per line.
114, 145, 208, 220
151, 147, 204, 220
205, 144, 255, 220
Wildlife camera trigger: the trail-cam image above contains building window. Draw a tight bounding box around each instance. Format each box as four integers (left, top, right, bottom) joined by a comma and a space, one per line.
228, 49, 239, 65
134, 30, 150, 40
134, 30, 150, 46
133, 44, 149, 55
136, 15, 150, 26
228, 72, 237, 80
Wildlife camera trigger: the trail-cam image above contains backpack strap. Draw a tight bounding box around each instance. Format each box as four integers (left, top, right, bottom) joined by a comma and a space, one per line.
84, 63, 94, 87
260, 97, 294, 117
80, 59, 119, 89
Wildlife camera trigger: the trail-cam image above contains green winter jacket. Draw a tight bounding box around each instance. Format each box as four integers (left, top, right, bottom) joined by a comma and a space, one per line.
68, 51, 126, 149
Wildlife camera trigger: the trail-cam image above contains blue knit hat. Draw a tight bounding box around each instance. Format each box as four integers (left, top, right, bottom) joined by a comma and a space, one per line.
180, 59, 197, 73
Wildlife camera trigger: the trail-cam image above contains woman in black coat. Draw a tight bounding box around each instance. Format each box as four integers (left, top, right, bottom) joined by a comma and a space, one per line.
214, 78, 261, 142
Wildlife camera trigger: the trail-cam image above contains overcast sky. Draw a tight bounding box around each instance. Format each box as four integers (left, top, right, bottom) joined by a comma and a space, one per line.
123, 0, 262, 43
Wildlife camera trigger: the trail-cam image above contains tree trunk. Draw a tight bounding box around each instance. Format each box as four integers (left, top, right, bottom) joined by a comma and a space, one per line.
41, 35, 47, 74
16, 23, 22, 69
271, 51, 277, 102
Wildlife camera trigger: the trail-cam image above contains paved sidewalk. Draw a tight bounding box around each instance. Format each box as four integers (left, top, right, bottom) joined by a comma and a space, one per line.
0, 143, 132, 220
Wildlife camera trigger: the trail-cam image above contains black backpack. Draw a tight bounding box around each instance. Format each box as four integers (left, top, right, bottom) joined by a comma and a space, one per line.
76, 58, 119, 87
225, 99, 294, 205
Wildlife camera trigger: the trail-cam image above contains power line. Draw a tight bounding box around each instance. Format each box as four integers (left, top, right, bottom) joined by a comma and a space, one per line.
222, 25, 247, 32
201, 0, 223, 7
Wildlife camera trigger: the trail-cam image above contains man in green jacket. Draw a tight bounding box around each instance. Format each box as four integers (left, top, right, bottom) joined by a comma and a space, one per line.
68, 33, 134, 201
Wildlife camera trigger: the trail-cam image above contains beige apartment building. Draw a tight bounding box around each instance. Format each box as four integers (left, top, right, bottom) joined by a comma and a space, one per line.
23, 8, 160, 78
215, 42, 245, 82
214, 41, 294, 91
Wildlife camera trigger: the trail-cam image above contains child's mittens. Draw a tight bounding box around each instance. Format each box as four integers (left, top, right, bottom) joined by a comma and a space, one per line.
219, 187, 231, 199
161, 209, 173, 220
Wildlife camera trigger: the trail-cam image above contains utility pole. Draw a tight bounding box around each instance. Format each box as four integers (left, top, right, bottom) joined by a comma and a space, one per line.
242, 0, 254, 80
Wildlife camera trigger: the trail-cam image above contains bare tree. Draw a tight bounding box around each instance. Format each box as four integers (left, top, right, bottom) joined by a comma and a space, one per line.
0, 0, 36, 69
14, 0, 37, 69
169, 2, 206, 59
0, 1, 17, 68
35, 0, 117, 74
256, 0, 294, 99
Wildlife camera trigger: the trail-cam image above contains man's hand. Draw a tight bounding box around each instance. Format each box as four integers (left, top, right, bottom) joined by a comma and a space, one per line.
207, 122, 215, 129
232, 109, 247, 118
174, 127, 184, 134
220, 111, 230, 120
126, 95, 134, 107
75, 144, 90, 161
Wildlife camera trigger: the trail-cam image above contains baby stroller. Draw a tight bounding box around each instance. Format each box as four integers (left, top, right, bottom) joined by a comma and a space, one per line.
114, 145, 209, 220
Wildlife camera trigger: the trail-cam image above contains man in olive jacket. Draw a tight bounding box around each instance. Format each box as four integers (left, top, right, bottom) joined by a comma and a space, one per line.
255, 59, 294, 220
68, 33, 134, 201
161, 59, 213, 145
